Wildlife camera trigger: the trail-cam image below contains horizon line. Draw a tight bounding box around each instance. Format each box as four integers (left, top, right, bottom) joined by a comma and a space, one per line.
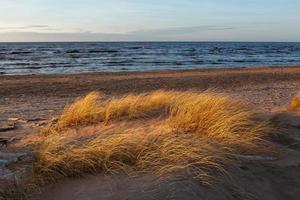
0, 40, 300, 43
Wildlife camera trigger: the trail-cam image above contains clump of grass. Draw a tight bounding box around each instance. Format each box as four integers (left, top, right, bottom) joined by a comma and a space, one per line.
54, 90, 178, 131
33, 90, 273, 185
102, 91, 170, 122
290, 92, 300, 111
55, 92, 102, 130
35, 127, 231, 185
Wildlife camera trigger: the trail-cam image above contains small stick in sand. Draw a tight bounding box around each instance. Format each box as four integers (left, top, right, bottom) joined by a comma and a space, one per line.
0, 137, 17, 147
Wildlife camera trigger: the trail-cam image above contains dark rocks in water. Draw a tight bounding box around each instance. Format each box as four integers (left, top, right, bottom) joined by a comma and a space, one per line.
234, 60, 246, 63
88, 50, 102, 53
185, 48, 196, 52
128, 46, 143, 50
175, 61, 183, 65
210, 47, 223, 53
53, 50, 62, 54
66, 50, 81, 54
0, 72, 5, 75
10, 51, 32, 55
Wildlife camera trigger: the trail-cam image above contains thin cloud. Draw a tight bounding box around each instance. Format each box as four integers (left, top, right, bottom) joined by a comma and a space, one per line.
0, 31, 132, 42
130, 25, 236, 35
0, 25, 49, 31
0, 24, 299, 42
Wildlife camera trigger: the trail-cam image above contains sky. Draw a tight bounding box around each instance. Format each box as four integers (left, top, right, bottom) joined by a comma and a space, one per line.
0, 0, 299, 42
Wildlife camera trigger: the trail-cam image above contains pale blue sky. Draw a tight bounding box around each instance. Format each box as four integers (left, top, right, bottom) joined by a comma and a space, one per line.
0, 0, 299, 42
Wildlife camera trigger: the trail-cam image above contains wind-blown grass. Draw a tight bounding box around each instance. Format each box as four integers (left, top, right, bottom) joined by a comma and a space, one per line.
290, 92, 300, 111
33, 90, 273, 185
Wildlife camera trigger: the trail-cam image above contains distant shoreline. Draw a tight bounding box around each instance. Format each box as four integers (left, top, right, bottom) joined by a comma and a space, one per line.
2, 65, 300, 77
1, 41, 300, 43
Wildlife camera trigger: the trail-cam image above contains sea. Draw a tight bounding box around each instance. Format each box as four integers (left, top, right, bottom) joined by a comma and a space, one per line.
0, 42, 300, 75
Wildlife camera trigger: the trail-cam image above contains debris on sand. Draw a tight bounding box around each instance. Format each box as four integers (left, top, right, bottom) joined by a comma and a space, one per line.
0, 122, 16, 132
7, 118, 19, 122
27, 118, 47, 122
0, 137, 21, 147
8, 117, 28, 123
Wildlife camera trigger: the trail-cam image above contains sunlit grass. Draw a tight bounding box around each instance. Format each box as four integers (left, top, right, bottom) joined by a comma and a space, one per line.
290, 92, 300, 111
55, 90, 176, 130
32, 90, 273, 185
55, 91, 102, 129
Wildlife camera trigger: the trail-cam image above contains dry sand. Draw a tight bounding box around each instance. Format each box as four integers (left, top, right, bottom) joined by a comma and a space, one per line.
1, 66, 300, 121
1, 66, 300, 200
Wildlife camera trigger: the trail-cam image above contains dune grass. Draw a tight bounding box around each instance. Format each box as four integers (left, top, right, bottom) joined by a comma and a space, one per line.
290, 92, 300, 111
54, 90, 176, 130
33, 90, 273, 185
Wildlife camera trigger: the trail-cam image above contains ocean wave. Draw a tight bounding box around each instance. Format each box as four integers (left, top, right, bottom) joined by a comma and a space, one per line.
66, 50, 82, 54
0, 42, 299, 75
127, 46, 143, 50
10, 51, 32, 55
88, 49, 119, 53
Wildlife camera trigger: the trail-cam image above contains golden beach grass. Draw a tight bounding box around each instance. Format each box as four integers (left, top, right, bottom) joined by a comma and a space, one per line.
32, 90, 273, 184
290, 92, 300, 111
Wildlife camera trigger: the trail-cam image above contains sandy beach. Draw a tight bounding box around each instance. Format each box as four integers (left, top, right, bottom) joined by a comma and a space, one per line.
1, 66, 300, 200
2, 66, 300, 122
